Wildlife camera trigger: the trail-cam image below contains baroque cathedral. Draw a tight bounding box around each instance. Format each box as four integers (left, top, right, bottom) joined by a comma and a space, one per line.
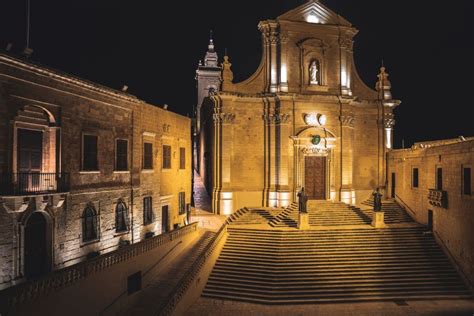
196, 0, 400, 214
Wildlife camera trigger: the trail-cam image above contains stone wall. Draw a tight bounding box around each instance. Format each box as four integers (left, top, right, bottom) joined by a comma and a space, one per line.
388, 139, 474, 285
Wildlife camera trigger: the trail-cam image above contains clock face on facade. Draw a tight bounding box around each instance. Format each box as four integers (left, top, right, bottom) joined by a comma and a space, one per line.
312, 135, 321, 145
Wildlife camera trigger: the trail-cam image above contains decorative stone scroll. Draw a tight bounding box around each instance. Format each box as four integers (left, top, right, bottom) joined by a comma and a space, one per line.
339, 115, 354, 128
302, 146, 329, 155
162, 124, 171, 133
262, 113, 291, 125
213, 113, 236, 124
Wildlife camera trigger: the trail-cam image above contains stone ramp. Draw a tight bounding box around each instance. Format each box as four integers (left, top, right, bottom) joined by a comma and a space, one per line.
202, 227, 471, 304
125, 230, 216, 315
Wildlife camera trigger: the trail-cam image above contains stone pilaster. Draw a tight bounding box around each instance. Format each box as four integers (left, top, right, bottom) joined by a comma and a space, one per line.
258, 21, 279, 93
279, 32, 289, 92
339, 114, 355, 204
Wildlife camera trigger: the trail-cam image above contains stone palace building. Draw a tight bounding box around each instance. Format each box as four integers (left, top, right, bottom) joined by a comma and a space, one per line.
196, 0, 400, 214
0, 53, 192, 289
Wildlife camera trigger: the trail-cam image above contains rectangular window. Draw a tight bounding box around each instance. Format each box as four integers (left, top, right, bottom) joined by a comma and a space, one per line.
143, 142, 153, 170
82, 135, 98, 171
163, 145, 171, 169
179, 192, 186, 215
143, 197, 153, 225
116, 139, 128, 171
412, 168, 419, 188
436, 168, 443, 191
463, 167, 471, 195
179, 147, 186, 170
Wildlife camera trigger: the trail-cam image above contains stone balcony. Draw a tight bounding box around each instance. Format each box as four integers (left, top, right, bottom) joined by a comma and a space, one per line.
428, 189, 448, 209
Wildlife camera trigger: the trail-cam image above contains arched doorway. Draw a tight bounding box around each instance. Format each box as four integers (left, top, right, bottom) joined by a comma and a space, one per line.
293, 126, 336, 201
24, 212, 50, 279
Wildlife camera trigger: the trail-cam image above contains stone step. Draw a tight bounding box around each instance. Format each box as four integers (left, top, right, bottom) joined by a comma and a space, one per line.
202, 288, 471, 302
205, 280, 467, 293
209, 272, 461, 284
202, 292, 472, 305
218, 251, 448, 262
211, 266, 459, 277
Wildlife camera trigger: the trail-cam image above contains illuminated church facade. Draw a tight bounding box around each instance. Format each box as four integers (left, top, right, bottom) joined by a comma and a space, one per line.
196, 0, 400, 214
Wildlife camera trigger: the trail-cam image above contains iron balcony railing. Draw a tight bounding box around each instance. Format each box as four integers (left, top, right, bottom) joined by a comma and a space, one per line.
0, 172, 70, 196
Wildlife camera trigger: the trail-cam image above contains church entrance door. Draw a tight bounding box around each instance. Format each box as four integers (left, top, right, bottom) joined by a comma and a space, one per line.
304, 156, 326, 200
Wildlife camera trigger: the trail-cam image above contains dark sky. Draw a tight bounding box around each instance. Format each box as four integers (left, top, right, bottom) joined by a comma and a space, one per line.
1, 0, 473, 148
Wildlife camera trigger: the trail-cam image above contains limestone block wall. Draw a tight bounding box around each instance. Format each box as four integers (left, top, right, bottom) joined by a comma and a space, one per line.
388, 140, 474, 285
0, 205, 14, 287
352, 106, 383, 202
224, 98, 265, 211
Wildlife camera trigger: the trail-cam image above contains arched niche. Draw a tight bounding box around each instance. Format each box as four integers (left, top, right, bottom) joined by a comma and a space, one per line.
297, 38, 329, 90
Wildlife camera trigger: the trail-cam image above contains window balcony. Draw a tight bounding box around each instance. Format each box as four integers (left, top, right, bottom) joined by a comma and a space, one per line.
428, 189, 448, 209
0, 173, 70, 196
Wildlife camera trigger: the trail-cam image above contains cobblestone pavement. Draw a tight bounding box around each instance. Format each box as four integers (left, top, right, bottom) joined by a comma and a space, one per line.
187, 297, 474, 316
193, 170, 212, 214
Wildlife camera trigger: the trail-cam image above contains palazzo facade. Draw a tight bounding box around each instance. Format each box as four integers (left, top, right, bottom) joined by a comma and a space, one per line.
0, 53, 192, 289
196, 1, 400, 214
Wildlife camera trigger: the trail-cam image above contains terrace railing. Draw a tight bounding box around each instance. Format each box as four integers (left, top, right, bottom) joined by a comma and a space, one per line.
0, 172, 70, 196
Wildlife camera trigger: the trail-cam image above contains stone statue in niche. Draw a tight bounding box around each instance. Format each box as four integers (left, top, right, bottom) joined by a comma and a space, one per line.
309, 60, 319, 85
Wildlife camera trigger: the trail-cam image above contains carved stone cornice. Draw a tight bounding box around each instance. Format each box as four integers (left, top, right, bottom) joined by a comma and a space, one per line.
213, 113, 235, 124
339, 115, 354, 128
339, 37, 354, 51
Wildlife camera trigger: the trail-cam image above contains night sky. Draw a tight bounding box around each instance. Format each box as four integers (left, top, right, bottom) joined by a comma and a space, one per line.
1, 0, 473, 148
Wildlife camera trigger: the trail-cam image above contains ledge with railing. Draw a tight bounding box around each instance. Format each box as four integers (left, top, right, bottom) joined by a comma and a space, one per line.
0, 172, 70, 196
0, 222, 198, 312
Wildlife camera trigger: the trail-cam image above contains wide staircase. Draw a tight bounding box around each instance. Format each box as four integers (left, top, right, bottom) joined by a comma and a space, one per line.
270, 201, 372, 228
202, 227, 471, 304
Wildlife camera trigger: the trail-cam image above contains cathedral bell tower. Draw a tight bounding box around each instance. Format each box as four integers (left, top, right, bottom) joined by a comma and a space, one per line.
195, 33, 222, 133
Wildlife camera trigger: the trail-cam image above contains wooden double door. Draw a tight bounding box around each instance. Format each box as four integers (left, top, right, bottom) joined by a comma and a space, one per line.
304, 156, 326, 200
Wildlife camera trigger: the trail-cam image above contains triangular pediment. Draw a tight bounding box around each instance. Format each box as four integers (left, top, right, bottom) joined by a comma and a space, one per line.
278, 0, 351, 26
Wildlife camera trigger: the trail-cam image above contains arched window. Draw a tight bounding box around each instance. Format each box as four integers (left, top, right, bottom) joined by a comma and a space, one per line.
116, 200, 129, 232
82, 205, 98, 242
